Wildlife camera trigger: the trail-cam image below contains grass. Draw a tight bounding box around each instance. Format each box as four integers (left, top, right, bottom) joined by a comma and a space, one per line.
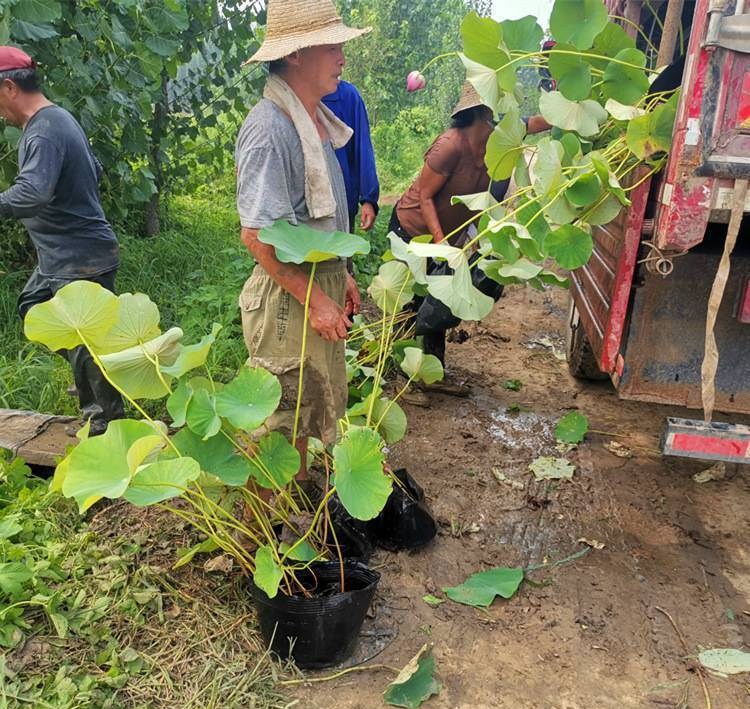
0, 452, 292, 709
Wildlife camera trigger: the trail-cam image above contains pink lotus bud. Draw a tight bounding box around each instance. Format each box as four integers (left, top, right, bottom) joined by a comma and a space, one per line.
406, 70, 426, 93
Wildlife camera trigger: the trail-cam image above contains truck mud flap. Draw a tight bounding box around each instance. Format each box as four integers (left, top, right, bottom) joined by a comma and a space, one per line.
662, 416, 750, 463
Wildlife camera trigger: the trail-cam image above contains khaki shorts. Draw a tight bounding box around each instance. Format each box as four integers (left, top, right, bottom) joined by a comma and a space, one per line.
239, 260, 348, 445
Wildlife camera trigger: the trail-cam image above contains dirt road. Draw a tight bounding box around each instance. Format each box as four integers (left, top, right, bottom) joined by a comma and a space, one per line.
296, 284, 750, 709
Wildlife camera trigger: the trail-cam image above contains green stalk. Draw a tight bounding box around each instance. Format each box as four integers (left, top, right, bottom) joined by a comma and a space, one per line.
280, 488, 336, 563
293, 264, 317, 446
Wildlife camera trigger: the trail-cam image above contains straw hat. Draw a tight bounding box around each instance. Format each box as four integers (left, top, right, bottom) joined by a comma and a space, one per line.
246, 0, 371, 63
451, 81, 484, 117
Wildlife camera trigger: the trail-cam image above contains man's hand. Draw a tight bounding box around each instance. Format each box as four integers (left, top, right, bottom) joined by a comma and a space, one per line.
360, 202, 377, 231
344, 272, 361, 317
309, 292, 351, 342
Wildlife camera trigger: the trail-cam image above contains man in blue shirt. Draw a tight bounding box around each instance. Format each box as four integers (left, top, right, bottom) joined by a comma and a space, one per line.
322, 80, 379, 232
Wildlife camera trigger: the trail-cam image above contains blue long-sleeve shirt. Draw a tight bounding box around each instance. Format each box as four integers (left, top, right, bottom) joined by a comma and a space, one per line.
322, 80, 380, 221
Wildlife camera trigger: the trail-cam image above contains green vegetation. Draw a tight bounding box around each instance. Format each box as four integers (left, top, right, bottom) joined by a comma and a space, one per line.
0, 181, 249, 415
0, 182, 394, 416
0, 451, 289, 709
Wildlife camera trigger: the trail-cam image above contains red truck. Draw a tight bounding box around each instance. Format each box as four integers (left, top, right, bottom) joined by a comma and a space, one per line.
568, 0, 750, 462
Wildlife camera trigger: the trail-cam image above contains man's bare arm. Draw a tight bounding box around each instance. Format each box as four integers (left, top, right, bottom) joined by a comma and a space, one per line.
241, 227, 351, 341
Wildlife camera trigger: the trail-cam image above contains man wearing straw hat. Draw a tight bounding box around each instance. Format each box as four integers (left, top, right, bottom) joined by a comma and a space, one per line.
235, 0, 370, 472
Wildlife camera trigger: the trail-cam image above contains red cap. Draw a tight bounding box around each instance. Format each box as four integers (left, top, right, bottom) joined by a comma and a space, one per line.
0, 47, 36, 73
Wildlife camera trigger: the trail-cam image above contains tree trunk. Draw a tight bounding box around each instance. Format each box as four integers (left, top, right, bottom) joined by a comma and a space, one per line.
144, 73, 169, 238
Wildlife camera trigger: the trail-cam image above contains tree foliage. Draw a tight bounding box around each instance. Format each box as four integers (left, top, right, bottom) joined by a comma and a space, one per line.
0, 0, 265, 229
337, 0, 468, 126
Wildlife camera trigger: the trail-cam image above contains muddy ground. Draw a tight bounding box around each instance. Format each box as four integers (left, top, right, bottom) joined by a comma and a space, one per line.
295, 284, 750, 709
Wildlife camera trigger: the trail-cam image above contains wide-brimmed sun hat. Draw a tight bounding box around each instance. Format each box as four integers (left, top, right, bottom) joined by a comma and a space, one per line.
451, 81, 484, 117
246, 0, 371, 64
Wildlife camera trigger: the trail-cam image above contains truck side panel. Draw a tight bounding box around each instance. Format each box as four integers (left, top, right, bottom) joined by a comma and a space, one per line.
619, 248, 750, 413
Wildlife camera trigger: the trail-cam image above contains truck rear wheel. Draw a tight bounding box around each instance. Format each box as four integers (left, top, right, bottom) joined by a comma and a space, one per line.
566, 298, 608, 381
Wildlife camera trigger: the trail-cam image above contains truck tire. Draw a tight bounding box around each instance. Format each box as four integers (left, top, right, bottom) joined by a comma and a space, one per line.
566, 299, 609, 381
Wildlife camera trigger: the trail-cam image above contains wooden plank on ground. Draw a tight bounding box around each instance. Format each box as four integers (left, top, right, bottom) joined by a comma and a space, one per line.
0, 408, 78, 467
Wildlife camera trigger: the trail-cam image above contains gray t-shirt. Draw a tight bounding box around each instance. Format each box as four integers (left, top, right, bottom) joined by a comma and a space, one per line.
235, 99, 349, 234
0, 105, 119, 278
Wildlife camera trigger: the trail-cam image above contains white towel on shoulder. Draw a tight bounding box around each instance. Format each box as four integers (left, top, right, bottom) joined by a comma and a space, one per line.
263, 74, 352, 220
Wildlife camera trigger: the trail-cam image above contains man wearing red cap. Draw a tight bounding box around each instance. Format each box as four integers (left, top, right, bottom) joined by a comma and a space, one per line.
0, 46, 123, 435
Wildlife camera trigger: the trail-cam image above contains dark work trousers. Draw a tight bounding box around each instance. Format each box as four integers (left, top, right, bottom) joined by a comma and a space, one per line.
388, 208, 446, 366
18, 269, 125, 423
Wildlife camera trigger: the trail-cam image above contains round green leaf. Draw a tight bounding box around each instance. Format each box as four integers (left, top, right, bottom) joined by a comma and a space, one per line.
99, 327, 183, 400
544, 225, 594, 270
248, 432, 300, 489
425, 256, 494, 322
539, 91, 608, 137
383, 646, 442, 709
371, 398, 408, 445
388, 232, 428, 285
333, 427, 391, 521
257, 219, 370, 264
545, 194, 581, 226
626, 94, 678, 159
368, 261, 415, 315
602, 48, 649, 106
560, 133, 582, 159
555, 411, 590, 443
24, 280, 119, 352
61, 420, 163, 512
161, 323, 222, 378
167, 380, 193, 428
487, 225, 521, 263
461, 54, 515, 113
99, 292, 161, 354
400, 347, 445, 385
592, 22, 636, 68
586, 194, 623, 225
550, 0, 609, 50
173, 427, 254, 486
566, 173, 604, 207
548, 45, 592, 101
605, 98, 646, 121
461, 11, 505, 67
186, 388, 221, 440
124, 457, 200, 506
532, 138, 564, 198
500, 16, 544, 52
485, 108, 527, 181
516, 197, 552, 243
443, 567, 524, 607
214, 366, 282, 432
253, 545, 283, 599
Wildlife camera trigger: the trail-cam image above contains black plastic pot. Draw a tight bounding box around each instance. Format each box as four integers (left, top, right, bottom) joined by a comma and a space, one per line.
326, 496, 377, 562
251, 560, 380, 669
375, 468, 437, 551
327, 469, 437, 553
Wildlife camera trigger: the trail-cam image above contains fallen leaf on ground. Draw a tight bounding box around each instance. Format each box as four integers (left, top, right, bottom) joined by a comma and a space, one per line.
383, 645, 441, 708
443, 567, 524, 607
693, 462, 726, 484
529, 336, 567, 361
422, 594, 444, 607
578, 538, 605, 550
604, 441, 632, 458
203, 554, 234, 574
698, 648, 750, 675
492, 468, 525, 490
529, 456, 575, 481
555, 411, 589, 444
